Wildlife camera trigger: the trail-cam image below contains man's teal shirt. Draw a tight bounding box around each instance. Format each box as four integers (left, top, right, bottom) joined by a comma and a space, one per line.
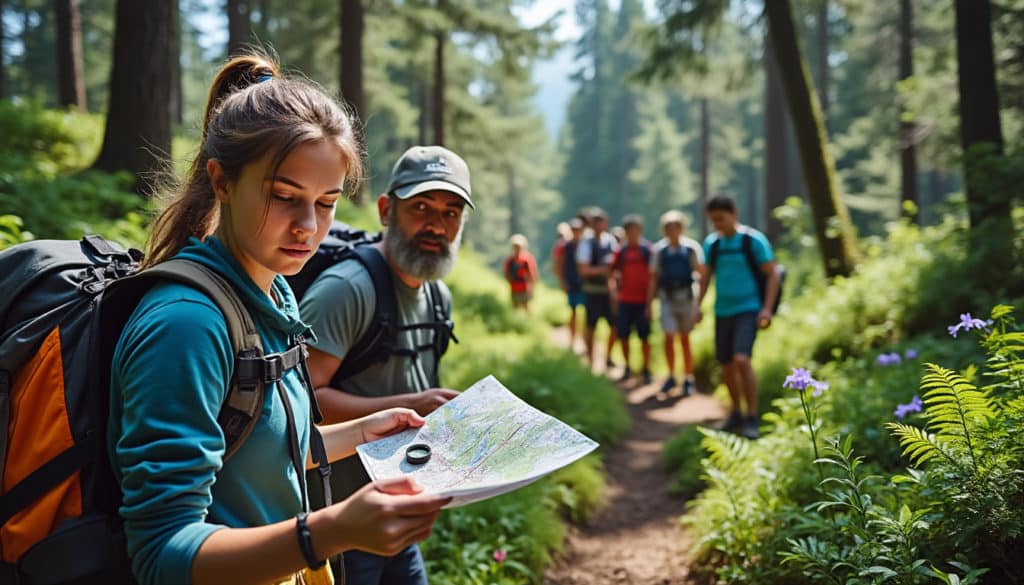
702, 227, 774, 318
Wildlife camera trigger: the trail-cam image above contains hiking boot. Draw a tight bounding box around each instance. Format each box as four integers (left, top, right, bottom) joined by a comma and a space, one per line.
660, 377, 677, 393
617, 367, 632, 383
605, 358, 617, 370
742, 415, 761, 440
719, 410, 744, 433
641, 369, 653, 385
682, 377, 696, 397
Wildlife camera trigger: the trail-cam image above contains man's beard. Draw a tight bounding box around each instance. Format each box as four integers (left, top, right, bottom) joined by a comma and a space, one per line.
384, 216, 462, 281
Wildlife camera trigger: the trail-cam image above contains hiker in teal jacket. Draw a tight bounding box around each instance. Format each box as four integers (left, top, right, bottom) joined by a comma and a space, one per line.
108, 54, 450, 585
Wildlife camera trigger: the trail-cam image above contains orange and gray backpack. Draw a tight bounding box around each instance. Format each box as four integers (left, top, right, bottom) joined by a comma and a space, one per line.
0, 235, 331, 585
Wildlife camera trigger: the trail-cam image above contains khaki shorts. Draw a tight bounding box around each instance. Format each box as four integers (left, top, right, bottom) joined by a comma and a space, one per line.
659, 289, 697, 334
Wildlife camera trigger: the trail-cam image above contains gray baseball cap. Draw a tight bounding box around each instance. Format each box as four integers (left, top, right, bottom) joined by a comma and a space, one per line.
386, 146, 474, 208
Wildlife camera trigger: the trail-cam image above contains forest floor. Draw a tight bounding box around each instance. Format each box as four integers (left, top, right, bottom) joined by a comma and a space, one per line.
543, 327, 727, 585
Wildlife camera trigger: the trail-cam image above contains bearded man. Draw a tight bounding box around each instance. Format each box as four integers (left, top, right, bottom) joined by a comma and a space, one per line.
300, 145, 473, 585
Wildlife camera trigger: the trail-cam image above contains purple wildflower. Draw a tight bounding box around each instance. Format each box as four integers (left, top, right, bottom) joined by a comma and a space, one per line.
493, 549, 507, 563
811, 380, 830, 398
876, 352, 902, 366
904, 348, 918, 360
783, 367, 829, 396
948, 313, 988, 338
894, 395, 924, 420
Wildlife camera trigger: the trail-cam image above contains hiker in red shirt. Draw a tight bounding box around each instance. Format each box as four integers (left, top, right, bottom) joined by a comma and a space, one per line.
611, 215, 653, 384
504, 234, 539, 312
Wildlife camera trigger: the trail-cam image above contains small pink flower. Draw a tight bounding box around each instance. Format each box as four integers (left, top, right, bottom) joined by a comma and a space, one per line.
493, 549, 507, 563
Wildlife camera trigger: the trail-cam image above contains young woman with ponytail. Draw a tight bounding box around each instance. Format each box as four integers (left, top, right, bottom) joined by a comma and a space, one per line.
108, 53, 450, 585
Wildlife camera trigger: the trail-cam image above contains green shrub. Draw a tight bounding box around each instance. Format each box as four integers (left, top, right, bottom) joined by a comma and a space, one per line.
690, 306, 1023, 584
0, 101, 150, 245
421, 480, 564, 585
662, 425, 708, 498
0, 215, 32, 250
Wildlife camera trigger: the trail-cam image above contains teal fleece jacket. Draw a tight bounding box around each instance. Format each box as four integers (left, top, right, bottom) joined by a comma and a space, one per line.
108, 237, 314, 585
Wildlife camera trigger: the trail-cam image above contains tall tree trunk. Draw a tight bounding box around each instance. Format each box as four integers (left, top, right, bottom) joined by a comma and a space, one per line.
418, 74, 429, 145
765, 0, 858, 277
764, 34, 788, 243
340, 0, 365, 203
698, 97, 710, 239
816, 0, 828, 124
898, 0, 918, 221
339, 0, 364, 122
93, 0, 177, 196
227, 0, 251, 57
508, 165, 518, 238
54, 0, 86, 110
170, 0, 181, 125
433, 26, 445, 145
954, 0, 1009, 230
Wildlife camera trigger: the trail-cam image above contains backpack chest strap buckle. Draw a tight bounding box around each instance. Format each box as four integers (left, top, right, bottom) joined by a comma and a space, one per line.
236, 344, 307, 387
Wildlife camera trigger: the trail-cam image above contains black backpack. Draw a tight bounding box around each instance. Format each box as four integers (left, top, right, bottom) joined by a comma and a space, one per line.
0, 235, 330, 585
286, 221, 457, 388
657, 244, 695, 292
583, 236, 615, 287
708, 229, 786, 316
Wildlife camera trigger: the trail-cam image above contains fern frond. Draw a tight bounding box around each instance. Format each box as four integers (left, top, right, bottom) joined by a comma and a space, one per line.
920, 364, 994, 472
698, 426, 750, 473
886, 422, 959, 469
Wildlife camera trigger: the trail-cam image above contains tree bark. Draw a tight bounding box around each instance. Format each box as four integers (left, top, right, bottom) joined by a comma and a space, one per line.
170, 0, 182, 124
764, 34, 788, 243
433, 21, 445, 145
508, 165, 518, 238
698, 97, 710, 239
954, 0, 1009, 229
54, 0, 86, 110
765, 0, 858, 277
898, 0, 918, 221
340, 0, 365, 203
816, 0, 828, 124
418, 74, 429, 145
227, 0, 251, 57
92, 0, 177, 196
339, 0, 365, 124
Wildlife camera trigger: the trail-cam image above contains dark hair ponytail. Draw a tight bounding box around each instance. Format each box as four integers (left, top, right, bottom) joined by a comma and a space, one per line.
145, 52, 363, 268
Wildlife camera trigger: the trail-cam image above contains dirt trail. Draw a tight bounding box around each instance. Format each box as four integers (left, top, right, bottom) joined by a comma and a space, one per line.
543, 328, 726, 585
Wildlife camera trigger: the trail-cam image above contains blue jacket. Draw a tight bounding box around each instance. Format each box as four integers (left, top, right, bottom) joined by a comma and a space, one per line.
108, 236, 313, 585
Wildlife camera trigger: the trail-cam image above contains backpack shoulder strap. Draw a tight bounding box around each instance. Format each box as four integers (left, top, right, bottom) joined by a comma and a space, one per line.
138, 259, 270, 461
739, 230, 761, 280
331, 246, 400, 383
424, 282, 451, 388
708, 238, 721, 272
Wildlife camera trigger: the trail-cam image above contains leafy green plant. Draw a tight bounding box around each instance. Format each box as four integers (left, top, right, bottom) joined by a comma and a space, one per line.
884, 307, 1024, 582
782, 436, 984, 585
662, 425, 708, 498
0, 215, 32, 250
